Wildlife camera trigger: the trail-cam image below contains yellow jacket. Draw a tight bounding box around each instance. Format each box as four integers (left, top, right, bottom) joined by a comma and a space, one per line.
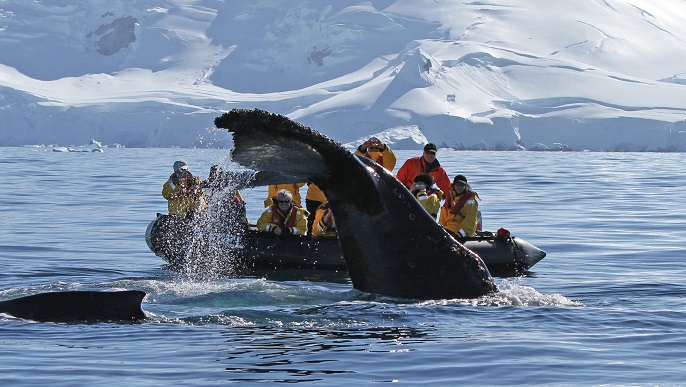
305, 183, 327, 203
256, 205, 308, 236
415, 189, 442, 220
438, 189, 479, 237
264, 183, 306, 207
312, 204, 337, 237
354, 146, 397, 171
162, 176, 207, 217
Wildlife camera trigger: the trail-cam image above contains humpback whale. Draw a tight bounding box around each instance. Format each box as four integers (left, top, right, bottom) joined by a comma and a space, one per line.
214, 109, 497, 300
0, 290, 146, 323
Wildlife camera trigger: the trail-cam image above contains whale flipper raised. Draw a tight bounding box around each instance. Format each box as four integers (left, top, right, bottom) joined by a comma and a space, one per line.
215, 109, 497, 300
0, 290, 146, 323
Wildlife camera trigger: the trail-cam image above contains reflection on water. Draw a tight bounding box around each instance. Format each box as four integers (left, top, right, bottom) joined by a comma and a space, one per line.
219, 325, 431, 383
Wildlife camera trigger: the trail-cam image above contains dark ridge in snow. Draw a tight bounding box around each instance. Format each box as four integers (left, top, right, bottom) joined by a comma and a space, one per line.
87, 16, 138, 56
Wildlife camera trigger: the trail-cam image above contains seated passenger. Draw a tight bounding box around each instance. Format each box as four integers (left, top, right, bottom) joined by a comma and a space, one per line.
410, 173, 443, 220
162, 160, 207, 219
438, 175, 480, 239
264, 183, 306, 207
354, 136, 397, 171
312, 202, 337, 237
256, 189, 308, 236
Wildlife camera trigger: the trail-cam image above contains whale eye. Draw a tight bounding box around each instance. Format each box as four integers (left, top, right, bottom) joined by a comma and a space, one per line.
409, 213, 416, 221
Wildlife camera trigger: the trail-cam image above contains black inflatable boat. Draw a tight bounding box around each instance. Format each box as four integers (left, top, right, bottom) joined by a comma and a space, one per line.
146, 214, 546, 277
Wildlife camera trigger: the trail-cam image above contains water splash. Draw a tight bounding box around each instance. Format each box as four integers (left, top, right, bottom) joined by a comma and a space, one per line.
409, 278, 581, 307
488, 278, 583, 307
177, 167, 257, 281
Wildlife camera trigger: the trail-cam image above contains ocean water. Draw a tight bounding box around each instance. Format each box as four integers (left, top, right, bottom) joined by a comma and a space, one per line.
1, 147, 685, 386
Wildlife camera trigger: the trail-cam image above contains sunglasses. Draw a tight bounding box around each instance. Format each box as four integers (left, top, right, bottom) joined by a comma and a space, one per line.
277, 200, 291, 204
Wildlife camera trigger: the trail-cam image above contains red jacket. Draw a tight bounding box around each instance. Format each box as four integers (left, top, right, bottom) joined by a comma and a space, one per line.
396, 156, 451, 194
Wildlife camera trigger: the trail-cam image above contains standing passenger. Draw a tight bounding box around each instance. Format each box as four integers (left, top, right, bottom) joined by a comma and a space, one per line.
305, 182, 327, 236
396, 143, 451, 194
355, 136, 397, 171
162, 160, 207, 219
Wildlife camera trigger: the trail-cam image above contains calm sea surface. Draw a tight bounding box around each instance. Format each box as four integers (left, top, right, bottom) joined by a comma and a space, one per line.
1, 147, 684, 386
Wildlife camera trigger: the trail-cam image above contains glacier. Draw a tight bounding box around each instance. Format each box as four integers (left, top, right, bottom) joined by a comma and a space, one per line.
1, 0, 686, 151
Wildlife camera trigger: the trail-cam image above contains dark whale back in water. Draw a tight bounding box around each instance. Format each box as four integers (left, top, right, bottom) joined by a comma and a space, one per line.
0, 290, 146, 323
215, 108, 497, 300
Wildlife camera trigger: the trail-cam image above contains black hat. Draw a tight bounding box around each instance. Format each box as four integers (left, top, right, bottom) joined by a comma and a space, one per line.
423, 143, 437, 154
413, 173, 434, 186
453, 174, 467, 185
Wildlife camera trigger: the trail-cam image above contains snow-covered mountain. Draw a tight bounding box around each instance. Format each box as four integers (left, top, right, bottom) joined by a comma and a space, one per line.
2, 0, 686, 151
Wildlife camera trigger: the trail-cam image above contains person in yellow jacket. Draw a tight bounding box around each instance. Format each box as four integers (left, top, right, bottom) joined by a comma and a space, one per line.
305, 182, 327, 235
312, 202, 337, 237
264, 183, 306, 207
355, 136, 397, 171
438, 175, 480, 238
162, 160, 207, 218
410, 173, 444, 220
256, 190, 308, 236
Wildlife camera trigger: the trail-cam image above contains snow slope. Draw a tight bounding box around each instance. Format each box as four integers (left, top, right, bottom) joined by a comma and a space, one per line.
1, 0, 686, 150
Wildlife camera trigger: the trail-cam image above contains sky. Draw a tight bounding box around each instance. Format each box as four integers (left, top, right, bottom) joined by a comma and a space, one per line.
1, 0, 686, 151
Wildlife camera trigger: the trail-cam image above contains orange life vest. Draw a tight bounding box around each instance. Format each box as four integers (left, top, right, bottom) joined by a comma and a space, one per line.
319, 208, 336, 233
269, 204, 299, 228
443, 190, 476, 215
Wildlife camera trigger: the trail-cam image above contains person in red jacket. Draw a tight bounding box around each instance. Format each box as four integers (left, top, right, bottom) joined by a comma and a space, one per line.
396, 143, 451, 194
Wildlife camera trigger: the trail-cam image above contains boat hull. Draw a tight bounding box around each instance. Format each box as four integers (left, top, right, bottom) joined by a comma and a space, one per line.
146, 215, 546, 277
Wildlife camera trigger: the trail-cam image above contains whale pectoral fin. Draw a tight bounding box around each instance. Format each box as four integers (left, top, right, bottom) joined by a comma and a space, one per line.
0, 290, 146, 323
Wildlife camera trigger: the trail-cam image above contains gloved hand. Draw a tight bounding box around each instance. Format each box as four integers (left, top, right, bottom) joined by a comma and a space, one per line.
368, 137, 384, 151
452, 229, 466, 241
